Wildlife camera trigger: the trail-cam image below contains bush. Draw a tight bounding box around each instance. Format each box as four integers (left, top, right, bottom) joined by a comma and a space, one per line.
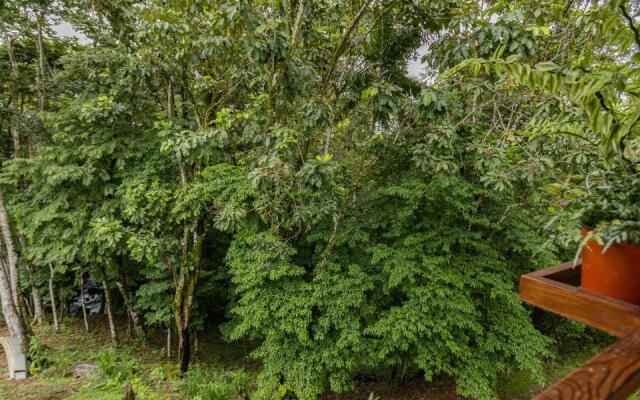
180, 367, 253, 400
225, 174, 558, 400
28, 336, 53, 374
96, 347, 140, 381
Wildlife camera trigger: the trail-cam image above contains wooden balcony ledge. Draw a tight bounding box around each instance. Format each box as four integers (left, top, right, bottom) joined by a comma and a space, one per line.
519, 262, 640, 399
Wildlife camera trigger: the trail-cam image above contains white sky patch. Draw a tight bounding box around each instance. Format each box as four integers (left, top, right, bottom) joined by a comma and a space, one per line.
53, 21, 91, 44
407, 43, 428, 77
407, 43, 438, 83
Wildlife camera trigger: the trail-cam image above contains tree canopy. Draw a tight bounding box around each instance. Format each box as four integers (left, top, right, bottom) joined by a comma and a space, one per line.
0, 1, 638, 399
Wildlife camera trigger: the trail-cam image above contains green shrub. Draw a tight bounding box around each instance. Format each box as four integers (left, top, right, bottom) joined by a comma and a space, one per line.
28, 336, 53, 374
225, 175, 557, 400
180, 367, 253, 400
96, 347, 140, 381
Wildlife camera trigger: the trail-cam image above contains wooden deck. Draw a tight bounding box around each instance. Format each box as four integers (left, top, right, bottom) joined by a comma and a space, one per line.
520, 263, 640, 399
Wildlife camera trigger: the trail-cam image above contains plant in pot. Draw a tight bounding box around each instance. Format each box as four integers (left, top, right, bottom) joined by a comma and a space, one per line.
573, 165, 640, 305
464, 0, 640, 303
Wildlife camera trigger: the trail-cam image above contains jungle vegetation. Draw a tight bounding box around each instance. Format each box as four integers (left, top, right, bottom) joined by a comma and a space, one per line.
0, 0, 638, 399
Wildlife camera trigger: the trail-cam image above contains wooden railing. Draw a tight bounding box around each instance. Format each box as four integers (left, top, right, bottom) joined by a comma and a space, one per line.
534, 328, 640, 399
520, 263, 640, 399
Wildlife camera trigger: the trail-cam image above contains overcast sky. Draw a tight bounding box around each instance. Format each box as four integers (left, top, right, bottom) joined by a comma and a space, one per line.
408, 44, 429, 79
52, 21, 90, 44
52, 21, 427, 77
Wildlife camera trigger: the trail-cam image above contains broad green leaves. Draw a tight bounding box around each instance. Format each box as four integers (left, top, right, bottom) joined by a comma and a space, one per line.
4, 0, 623, 398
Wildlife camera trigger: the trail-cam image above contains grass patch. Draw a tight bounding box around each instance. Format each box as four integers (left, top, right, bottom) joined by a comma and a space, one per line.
0, 317, 620, 400
497, 330, 611, 399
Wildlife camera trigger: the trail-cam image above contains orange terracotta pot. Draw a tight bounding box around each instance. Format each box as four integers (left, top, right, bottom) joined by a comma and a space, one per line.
581, 227, 640, 305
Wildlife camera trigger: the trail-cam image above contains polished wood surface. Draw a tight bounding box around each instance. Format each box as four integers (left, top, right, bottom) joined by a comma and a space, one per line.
533, 328, 640, 400
519, 263, 640, 337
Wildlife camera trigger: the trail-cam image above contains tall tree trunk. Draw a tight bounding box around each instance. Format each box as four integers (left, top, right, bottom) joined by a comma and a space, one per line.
167, 80, 204, 374
102, 277, 117, 345
6, 35, 20, 157
31, 284, 44, 325
32, 14, 47, 157
48, 264, 59, 332
0, 191, 29, 337
174, 220, 205, 374
0, 259, 29, 353
0, 190, 20, 312
79, 270, 89, 333
35, 15, 47, 114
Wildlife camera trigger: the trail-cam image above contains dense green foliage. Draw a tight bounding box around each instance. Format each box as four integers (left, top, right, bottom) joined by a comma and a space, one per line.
1, 1, 639, 399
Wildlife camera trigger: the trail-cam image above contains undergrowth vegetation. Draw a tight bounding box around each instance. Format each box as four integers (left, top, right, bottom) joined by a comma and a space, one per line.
0, 0, 638, 399
0, 319, 611, 400
1, 320, 259, 399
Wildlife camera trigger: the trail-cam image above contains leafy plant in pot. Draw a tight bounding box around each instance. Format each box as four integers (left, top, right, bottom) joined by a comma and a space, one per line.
575, 166, 640, 305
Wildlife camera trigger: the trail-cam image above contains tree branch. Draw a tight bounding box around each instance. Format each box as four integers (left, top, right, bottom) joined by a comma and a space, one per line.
271, 0, 307, 92
322, 0, 374, 92
620, 4, 640, 52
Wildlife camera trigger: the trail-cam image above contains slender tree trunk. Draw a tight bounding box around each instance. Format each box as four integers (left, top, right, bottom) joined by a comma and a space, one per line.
193, 331, 198, 361
35, 15, 47, 114
179, 327, 190, 374
31, 284, 44, 324
128, 313, 133, 336
11, 32, 42, 326
174, 259, 187, 370
58, 286, 65, 324
0, 259, 28, 353
6, 35, 20, 157
166, 326, 171, 359
0, 191, 30, 338
115, 272, 143, 338
79, 271, 89, 333
174, 222, 205, 374
20, 237, 45, 325
167, 80, 204, 374
48, 264, 59, 333
102, 278, 117, 345
167, 79, 175, 119
18, 294, 30, 336
22, 295, 32, 318
31, 14, 47, 157
0, 190, 20, 312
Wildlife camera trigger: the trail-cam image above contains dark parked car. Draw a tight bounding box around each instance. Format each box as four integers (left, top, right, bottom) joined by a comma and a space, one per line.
69, 278, 103, 315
